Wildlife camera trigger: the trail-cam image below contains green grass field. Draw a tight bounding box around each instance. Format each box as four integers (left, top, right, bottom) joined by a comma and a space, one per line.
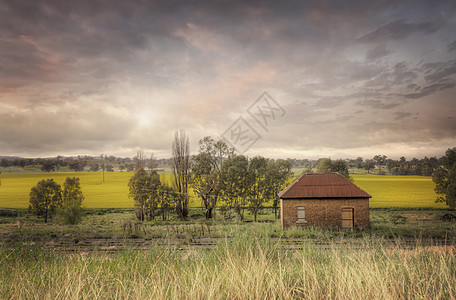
0, 172, 446, 209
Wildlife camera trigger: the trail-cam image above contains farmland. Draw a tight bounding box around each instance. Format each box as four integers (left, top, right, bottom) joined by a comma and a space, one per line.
0, 171, 453, 299
0, 209, 455, 299
0, 172, 446, 209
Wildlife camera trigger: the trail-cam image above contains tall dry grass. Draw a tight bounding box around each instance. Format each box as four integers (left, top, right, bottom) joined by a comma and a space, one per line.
0, 233, 455, 299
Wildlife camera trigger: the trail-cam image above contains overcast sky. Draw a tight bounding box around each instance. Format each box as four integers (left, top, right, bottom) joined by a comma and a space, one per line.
1, 0, 455, 159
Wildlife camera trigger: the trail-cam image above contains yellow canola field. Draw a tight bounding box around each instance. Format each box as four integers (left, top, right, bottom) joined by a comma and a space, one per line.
0, 172, 446, 209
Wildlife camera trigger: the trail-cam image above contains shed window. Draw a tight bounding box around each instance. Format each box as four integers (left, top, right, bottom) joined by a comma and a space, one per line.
297, 207, 306, 221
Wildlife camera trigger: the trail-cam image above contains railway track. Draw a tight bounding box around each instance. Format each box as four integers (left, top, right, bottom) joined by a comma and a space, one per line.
3, 236, 455, 254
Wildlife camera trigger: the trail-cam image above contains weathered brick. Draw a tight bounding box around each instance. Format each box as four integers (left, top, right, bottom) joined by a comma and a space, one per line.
280, 198, 370, 229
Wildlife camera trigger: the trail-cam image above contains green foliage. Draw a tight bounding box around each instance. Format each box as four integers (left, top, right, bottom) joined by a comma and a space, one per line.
317, 158, 352, 180
264, 159, 292, 218
191, 136, 233, 219
128, 168, 163, 221
373, 155, 387, 175
40, 161, 56, 172
58, 177, 85, 225
363, 159, 375, 174
29, 179, 62, 223
433, 147, 456, 209
247, 156, 268, 221
220, 155, 249, 219
317, 158, 332, 173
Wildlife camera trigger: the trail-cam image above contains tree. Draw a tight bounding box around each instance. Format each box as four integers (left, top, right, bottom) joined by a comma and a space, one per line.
128, 167, 162, 221
373, 155, 387, 175
134, 149, 146, 171
190, 137, 233, 220
59, 177, 84, 224
433, 147, 456, 209
364, 159, 375, 174
355, 157, 364, 169
317, 158, 332, 173
171, 130, 190, 220
331, 159, 350, 179
41, 161, 56, 172
29, 179, 62, 223
90, 163, 100, 172
316, 158, 351, 180
69, 160, 86, 172
157, 184, 175, 221
247, 156, 268, 222
265, 159, 292, 219
220, 155, 249, 220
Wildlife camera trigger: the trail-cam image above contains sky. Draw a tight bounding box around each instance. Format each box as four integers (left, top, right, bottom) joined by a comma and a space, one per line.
1, 0, 455, 160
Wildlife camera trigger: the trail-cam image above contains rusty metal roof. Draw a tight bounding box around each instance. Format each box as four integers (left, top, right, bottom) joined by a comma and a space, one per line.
278, 173, 372, 199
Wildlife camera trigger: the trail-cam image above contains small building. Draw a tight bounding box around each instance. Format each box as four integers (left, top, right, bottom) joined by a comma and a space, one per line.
278, 173, 371, 229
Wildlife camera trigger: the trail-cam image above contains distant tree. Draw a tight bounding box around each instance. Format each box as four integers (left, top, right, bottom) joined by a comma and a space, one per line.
373, 155, 387, 175
316, 158, 352, 180
59, 177, 84, 224
29, 179, 62, 223
134, 149, 146, 171
0, 159, 11, 168
90, 163, 100, 172
171, 130, 190, 220
301, 165, 313, 174
317, 158, 332, 173
364, 159, 375, 174
119, 165, 126, 172
69, 160, 86, 172
54, 157, 62, 172
332, 159, 352, 180
355, 157, 364, 169
41, 161, 56, 172
126, 163, 135, 172
106, 165, 114, 172
17, 159, 27, 169
433, 147, 456, 209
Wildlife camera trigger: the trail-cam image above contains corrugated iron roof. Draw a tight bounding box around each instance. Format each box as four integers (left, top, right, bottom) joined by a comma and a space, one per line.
278, 172, 372, 199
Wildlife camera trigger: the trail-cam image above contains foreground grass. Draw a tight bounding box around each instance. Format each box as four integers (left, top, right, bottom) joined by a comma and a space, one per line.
0, 172, 444, 209
1, 232, 455, 299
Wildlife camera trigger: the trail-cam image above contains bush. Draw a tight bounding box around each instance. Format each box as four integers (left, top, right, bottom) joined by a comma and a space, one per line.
58, 199, 84, 225
58, 177, 85, 225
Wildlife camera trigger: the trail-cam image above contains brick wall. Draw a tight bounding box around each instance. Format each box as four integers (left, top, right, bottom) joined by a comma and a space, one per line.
280, 198, 370, 229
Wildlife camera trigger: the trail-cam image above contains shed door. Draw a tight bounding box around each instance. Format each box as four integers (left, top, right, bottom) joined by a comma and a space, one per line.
341, 208, 354, 229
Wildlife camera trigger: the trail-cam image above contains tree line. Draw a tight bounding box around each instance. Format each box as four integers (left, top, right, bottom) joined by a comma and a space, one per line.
128, 132, 292, 222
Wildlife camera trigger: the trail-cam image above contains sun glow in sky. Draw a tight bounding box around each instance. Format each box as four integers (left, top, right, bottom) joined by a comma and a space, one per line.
1, 0, 455, 159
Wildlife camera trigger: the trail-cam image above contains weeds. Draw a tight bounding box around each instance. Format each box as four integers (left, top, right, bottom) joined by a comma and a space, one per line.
0, 233, 455, 299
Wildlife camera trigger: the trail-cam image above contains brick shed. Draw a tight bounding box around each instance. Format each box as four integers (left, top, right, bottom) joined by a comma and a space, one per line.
278, 173, 371, 229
